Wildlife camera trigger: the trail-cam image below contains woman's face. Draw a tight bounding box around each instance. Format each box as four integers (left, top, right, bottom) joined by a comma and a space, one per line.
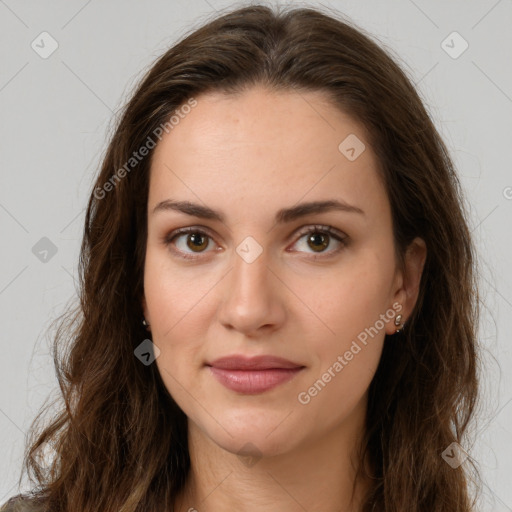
142, 85, 423, 457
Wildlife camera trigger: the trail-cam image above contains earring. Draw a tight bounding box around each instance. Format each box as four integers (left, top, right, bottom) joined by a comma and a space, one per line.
394, 314, 404, 333
142, 318, 150, 327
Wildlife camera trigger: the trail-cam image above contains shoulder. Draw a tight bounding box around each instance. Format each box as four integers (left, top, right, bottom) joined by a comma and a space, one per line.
0, 494, 46, 512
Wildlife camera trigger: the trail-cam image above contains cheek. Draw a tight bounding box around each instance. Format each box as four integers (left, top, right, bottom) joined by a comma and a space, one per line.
143, 248, 215, 336
300, 253, 394, 340
143, 254, 206, 386
296, 249, 394, 390
295, 271, 389, 427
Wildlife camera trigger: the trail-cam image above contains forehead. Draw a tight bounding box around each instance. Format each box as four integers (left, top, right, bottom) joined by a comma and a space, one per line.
148, 86, 388, 224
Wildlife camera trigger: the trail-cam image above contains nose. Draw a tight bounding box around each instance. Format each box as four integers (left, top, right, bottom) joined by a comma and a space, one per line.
217, 244, 286, 337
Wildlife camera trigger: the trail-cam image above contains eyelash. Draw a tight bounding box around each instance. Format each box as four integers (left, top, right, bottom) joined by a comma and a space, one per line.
163, 224, 348, 261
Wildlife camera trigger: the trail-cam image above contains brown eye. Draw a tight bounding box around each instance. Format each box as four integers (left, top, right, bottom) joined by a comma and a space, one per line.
292, 225, 347, 257
164, 224, 347, 261
186, 232, 209, 252
306, 232, 330, 252
164, 228, 215, 260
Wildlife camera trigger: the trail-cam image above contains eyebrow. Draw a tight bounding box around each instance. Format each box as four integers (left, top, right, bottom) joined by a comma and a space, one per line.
151, 199, 364, 223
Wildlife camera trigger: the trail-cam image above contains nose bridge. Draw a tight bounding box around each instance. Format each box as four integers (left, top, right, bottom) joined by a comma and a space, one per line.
218, 236, 284, 333
229, 239, 273, 306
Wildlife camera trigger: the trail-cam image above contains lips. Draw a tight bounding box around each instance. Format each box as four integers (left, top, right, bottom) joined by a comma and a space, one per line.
207, 354, 304, 370
206, 355, 305, 394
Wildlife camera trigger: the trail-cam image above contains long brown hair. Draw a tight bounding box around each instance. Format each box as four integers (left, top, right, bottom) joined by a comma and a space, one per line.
9, 4, 482, 511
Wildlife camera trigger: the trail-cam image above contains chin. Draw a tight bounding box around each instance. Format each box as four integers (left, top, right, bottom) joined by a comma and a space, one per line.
195, 408, 302, 459
212, 427, 295, 460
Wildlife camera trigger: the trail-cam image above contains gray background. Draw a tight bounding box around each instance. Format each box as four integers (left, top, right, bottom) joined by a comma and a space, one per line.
1, 0, 511, 509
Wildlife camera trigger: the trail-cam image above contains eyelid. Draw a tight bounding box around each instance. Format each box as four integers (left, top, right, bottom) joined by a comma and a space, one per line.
293, 224, 347, 243
163, 224, 348, 260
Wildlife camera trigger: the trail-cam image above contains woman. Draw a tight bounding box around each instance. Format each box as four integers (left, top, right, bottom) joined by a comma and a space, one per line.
1, 4, 481, 511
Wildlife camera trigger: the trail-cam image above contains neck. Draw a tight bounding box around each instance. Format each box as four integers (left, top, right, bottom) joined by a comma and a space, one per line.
173, 397, 373, 512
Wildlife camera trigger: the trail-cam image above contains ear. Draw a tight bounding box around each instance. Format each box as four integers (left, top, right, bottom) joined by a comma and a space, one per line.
385, 236, 427, 335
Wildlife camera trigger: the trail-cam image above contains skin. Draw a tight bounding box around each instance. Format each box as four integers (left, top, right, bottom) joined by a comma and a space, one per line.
141, 85, 427, 512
